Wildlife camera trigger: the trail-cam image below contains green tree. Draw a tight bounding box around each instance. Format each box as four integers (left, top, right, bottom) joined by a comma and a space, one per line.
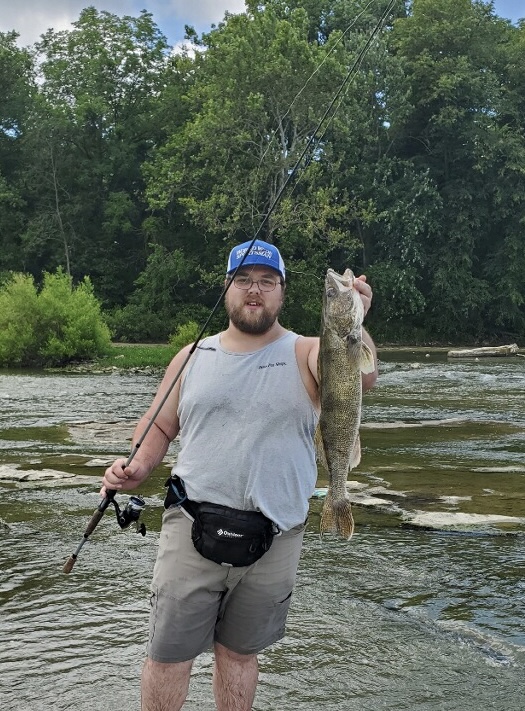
390, 0, 522, 339
480, 19, 525, 337
2, 1, 524, 344
19, 8, 170, 304
145, 2, 411, 335
0, 32, 35, 270
107, 244, 212, 341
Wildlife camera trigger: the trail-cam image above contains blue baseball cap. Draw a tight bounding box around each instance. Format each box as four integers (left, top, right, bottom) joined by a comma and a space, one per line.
226, 239, 285, 280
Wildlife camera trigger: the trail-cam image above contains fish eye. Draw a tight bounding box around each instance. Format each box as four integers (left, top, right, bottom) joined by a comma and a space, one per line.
326, 287, 337, 298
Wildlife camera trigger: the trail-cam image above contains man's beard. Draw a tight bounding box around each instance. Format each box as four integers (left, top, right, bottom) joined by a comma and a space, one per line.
226, 297, 283, 335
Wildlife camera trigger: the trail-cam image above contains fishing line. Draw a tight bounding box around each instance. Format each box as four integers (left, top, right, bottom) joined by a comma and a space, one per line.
251, 0, 382, 224
286, 268, 323, 280
286, 0, 398, 194
62, 0, 396, 572
257, 0, 379, 168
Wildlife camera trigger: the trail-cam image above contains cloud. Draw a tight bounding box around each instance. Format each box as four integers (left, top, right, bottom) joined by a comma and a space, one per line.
1, 6, 75, 46
0, 1, 150, 46
1, 1, 247, 47
147, 0, 246, 45
172, 0, 245, 24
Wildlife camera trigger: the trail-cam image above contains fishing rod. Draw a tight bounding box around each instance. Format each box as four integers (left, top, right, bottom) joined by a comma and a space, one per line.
257, 0, 380, 167
63, 489, 146, 573
62, 0, 397, 573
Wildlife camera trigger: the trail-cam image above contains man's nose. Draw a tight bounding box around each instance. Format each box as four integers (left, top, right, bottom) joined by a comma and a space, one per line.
247, 280, 262, 293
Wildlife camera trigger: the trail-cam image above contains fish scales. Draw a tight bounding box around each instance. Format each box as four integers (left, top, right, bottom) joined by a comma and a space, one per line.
317, 268, 375, 539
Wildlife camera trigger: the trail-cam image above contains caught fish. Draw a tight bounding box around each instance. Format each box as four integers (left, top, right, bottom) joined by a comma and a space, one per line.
316, 268, 375, 539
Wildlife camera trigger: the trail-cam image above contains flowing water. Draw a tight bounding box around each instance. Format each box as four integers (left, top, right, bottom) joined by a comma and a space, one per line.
0, 350, 524, 710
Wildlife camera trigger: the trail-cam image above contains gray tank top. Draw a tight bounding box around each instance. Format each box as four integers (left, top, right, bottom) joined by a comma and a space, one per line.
172, 331, 319, 530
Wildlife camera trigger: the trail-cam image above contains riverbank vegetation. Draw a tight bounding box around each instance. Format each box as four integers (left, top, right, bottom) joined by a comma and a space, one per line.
1, 0, 524, 347
0, 270, 112, 366
89, 323, 201, 370
92, 344, 174, 371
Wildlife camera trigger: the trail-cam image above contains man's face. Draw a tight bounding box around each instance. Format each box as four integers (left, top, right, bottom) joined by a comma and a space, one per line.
225, 265, 285, 335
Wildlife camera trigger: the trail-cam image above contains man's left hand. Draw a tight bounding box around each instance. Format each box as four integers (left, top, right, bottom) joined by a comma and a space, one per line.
354, 275, 373, 317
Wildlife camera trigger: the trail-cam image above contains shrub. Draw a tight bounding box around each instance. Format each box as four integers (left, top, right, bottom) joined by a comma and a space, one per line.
0, 269, 112, 367
168, 321, 202, 353
107, 302, 212, 343
106, 303, 175, 343
0, 274, 40, 365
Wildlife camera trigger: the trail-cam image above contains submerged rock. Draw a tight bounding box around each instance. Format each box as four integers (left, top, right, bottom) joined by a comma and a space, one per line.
403, 511, 524, 531
0, 464, 99, 487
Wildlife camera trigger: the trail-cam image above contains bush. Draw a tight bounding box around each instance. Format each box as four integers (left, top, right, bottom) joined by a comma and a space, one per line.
168, 321, 202, 353
0, 274, 40, 365
106, 303, 174, 343
0, 269, 112, 367
107, 302, 212, 343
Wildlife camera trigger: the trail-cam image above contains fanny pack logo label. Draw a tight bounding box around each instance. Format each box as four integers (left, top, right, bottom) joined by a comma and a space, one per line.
217, 528, 244, 538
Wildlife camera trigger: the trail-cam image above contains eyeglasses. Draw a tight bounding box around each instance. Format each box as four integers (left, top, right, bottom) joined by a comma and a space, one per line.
231, 275, 282, 292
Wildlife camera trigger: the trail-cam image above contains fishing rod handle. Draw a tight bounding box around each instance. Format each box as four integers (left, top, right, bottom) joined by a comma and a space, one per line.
83, 490, 116, 536
62, 490, 117, 574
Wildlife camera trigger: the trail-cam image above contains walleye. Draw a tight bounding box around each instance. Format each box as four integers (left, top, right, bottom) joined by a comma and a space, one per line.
316, 268, 375, 539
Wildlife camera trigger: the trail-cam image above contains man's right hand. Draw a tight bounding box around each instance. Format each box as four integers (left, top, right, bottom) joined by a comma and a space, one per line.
100, 459, 148, 495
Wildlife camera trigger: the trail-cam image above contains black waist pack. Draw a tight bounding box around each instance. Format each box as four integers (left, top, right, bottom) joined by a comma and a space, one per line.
189, 502, 275, 567
164, 476, 275, 567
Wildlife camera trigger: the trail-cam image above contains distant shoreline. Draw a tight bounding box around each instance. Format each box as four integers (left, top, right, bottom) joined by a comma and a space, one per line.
1, 342, 522, 375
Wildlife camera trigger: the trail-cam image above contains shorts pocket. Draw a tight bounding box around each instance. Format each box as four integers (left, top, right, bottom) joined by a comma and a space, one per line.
147, 583, 222, 663
215, 587, 294, 655
271, 589, 294, 638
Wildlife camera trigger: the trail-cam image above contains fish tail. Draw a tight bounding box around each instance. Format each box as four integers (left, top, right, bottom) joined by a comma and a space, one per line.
334, 498, 354, 539
320, 495, 355, 540
320, 494, 335, 535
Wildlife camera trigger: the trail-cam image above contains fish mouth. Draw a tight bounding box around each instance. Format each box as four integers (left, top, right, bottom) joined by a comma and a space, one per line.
325, 268, 354, 293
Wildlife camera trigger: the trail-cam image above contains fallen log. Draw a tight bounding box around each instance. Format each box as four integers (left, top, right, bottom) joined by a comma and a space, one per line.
447, 343, 519, 358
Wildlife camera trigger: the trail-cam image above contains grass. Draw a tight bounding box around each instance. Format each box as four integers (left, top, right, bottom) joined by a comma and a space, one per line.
94, 343, 175, 369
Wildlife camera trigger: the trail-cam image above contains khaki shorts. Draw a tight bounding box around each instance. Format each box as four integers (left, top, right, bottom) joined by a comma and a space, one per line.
147, 505, 305, 663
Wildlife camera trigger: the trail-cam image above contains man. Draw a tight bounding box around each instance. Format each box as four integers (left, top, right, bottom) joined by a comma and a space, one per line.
102, 239, 377, 711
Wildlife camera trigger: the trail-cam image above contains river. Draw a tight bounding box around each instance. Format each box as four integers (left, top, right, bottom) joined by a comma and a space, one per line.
0, 349, 523, 710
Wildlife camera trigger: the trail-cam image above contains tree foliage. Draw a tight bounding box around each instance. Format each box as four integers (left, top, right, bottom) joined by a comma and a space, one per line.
15, 8, 170, 303
0, 1, 524, 346
0, 269, 112, 366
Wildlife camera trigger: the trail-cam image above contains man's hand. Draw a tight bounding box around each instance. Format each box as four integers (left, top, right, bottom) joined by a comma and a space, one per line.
354, 274, 377, 391
354, 274, 373, 317
100, 458, 148, 496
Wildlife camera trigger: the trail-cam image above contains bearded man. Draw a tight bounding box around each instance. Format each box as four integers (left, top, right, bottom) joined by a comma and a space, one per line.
102, 239, 377, 711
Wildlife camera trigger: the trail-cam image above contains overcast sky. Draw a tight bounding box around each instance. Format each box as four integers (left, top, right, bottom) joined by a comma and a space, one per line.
1, 0, 522, 48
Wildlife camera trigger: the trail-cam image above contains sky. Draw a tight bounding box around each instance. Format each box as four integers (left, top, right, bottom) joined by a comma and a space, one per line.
1, 0, 523, 50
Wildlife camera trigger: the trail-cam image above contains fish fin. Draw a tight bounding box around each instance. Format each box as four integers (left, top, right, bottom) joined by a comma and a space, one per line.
314, 425, 328, 470
349, 436, 361, 470
358, 342, 376, 374
333, 498, 355, 539
320, 495, 335, 535
320, 495, 355, 540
